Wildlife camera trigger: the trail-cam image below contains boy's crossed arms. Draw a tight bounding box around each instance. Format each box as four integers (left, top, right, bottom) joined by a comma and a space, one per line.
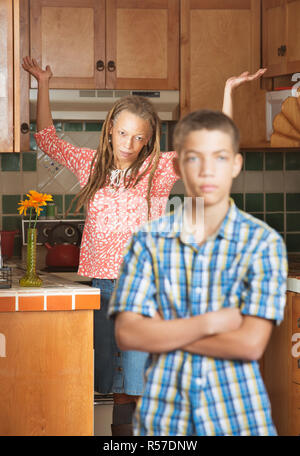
115, 309, 273, 362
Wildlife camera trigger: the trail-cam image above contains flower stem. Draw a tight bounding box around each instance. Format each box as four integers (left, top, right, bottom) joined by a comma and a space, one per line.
29, 207, 32, 228
33, 209, 38, 230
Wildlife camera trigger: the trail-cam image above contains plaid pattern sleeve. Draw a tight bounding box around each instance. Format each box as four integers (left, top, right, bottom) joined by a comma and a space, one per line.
240, 234, 288, 325
108, 232, 158, 319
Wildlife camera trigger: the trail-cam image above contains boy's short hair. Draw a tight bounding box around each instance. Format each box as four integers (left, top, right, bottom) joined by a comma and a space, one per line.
173, 109, 240, 155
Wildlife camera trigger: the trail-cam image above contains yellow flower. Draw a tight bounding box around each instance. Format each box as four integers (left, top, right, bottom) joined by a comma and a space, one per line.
27, 190, 53, 207
18, 191, 53, 228
18, 199, 35, 216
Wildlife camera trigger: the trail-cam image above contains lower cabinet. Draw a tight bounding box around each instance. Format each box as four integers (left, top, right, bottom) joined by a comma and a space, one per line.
262, 291, 300, 436
0, 310, 94, 436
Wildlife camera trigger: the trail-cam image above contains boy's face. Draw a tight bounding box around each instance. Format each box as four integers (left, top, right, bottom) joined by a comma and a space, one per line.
175, 129, 243, 207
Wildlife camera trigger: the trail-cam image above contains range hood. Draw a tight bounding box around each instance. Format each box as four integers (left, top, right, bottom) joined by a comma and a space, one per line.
30, 89, 180, 121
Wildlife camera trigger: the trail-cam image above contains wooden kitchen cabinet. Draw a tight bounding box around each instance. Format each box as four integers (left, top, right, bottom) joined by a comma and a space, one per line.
0, 0, 30, 152
30, 0, 179, 90
263, 291, 300, 436
180, 0, 266, 147
263, 0, 300, 78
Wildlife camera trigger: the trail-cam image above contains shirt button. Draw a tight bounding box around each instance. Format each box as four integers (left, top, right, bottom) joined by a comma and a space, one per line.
196, 378, 205, 386
195, 287, 201, 294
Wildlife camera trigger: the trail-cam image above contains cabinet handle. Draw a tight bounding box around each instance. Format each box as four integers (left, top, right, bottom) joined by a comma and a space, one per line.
20, 123, 29, 134
277, 45, 287, 56
96, 60, 105, 71
107, 60, 116, 72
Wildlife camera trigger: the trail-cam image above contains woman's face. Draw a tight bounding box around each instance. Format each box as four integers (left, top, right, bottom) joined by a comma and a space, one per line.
109, 110, 152, 169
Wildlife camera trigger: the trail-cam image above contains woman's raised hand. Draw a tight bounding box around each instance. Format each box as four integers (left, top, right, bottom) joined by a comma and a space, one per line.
22, 56, 53, 82
225, 68, 267, 91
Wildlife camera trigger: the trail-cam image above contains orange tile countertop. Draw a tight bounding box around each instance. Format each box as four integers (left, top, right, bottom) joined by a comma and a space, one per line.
0, 267, 100, 312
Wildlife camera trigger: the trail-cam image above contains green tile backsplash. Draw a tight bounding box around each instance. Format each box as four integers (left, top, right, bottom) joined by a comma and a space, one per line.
266, 213, 284, 232
286, 194, 300, 211
265, 152, 283, 171
22, 152, 37, 171
65, 194, 83, 214
231, 193, 244, 210
285, 152, 300, 170
52, 194, 63, 214
250, 212, 264, 221
2, 215, 22, 231
1, 127, 300, 255
245, 152, 263, 171
2, 195, 21, 214
286, 234, 300, 252
85, 122, 103, 132
1, 153, 20, 171
63, 122, 83, 132
286, 213, 300, 232
30, 133, 37, 151
266, 193, 284, 212
245, 193, 264, 212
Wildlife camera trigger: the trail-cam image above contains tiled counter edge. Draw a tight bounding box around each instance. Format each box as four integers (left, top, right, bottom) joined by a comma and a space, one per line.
0, 271, 100, 312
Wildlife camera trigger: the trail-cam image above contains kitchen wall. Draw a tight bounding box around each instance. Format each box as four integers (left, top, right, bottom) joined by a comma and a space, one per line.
0, 120, 299, 256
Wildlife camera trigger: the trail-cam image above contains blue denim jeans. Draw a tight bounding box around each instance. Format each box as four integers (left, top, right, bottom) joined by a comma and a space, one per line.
92, 278, 148, 395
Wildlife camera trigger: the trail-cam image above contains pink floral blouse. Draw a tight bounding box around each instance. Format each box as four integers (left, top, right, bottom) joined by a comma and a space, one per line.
35, 125, 179, 278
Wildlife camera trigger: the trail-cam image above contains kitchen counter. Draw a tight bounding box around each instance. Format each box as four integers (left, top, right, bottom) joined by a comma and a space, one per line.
0, 265, 100, 312
0, 264, 100, 436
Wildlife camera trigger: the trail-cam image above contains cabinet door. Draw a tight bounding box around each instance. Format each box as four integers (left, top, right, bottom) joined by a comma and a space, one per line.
291, 293, 300, 436
106, 0, 179, 90
286, 0, 300, 74
262, 0, 287, 77
30, 0, 106, 89
0, 0, 14, 152
181, 0, 266, 147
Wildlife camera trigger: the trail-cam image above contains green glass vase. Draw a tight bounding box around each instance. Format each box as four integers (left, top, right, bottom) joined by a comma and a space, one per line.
19, 228, 43, 287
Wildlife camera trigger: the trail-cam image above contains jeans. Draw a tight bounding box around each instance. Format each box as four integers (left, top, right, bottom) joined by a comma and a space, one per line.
92, 278, 148, 395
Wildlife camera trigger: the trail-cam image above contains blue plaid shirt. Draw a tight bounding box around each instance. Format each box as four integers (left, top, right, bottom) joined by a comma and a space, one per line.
108, 199, 288, 435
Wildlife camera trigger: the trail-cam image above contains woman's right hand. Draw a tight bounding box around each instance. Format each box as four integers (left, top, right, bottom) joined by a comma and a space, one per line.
22, 56, 53, 83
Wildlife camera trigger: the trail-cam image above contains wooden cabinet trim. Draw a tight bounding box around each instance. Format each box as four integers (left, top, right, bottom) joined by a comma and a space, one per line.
19, 0, 30, 152
116, 0, 170, 8
14, 0, 21, 152
190, 0, 251, 9
0, 0, 14, 152
262, 0, 287, 77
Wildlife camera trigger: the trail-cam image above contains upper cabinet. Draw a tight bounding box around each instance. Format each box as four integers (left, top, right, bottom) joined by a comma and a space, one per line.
0, 0, 14, 152
263, 0, 300, 77
0, 0, 30, 153
30, 0, 179, 90
180, 0, 266, 147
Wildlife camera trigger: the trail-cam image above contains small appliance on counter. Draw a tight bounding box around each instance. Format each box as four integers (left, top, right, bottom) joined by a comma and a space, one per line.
21, 219, 85, 272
